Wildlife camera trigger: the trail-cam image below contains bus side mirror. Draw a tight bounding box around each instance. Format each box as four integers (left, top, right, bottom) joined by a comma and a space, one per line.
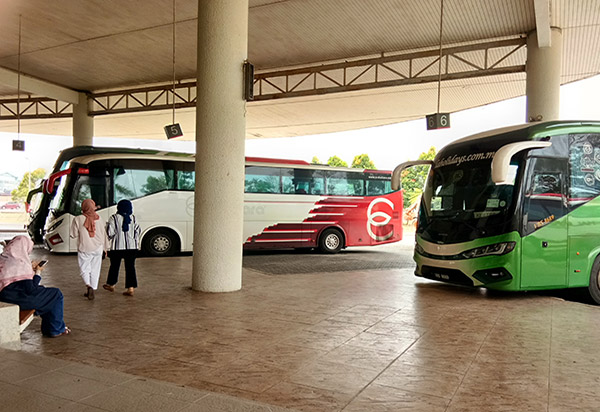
491, 141, 552, 184
391, 160, 434, 191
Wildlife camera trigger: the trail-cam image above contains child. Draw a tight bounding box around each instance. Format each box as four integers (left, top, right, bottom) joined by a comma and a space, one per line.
104, 199, 141, 296
70, 199, 108, 300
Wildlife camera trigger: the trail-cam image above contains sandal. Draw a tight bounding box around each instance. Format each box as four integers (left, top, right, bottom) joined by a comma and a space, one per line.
103, 284, 115, 292
48, 326, 71, 338
123, 288, 134, 296
84, 287, 95, 300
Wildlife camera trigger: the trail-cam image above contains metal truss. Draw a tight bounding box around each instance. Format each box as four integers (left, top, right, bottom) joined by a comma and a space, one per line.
0, 97, 72, 120
0, 38, 526, 120
253, 38, 526, 100
90, 82, 197, 116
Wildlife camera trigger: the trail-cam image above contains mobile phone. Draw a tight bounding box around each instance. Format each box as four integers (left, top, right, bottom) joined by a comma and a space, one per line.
38, 260, 48, 267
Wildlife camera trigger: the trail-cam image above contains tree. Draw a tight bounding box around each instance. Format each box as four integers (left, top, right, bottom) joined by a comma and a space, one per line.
351, 154, 376, 169
327, 155, 348, 167
11, 168, 46, 202
311, 156, 321, 164
401, 147, 436, 209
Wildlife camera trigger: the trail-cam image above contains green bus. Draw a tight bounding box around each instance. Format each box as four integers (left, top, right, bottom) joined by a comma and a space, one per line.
392, 121, 600, 303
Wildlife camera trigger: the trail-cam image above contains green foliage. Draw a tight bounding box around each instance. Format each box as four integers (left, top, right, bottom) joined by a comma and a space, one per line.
351, 154, 376, 169
141, 175, 168, 195
245, 177, 279, 193
327, 155, 348, 168
11, 168, 46, 202
311, 156, 321, 164
401, 147, 436, 209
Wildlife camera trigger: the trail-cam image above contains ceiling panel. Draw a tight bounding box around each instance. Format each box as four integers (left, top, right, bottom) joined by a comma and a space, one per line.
0, 0, 598, 139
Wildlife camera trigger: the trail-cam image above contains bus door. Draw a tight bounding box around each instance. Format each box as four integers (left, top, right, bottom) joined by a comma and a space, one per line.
520, 157, 568, 288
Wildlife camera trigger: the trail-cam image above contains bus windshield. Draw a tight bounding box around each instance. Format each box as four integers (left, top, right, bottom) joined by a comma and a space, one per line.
419, 160, 520, 243
48, 175, 70, 217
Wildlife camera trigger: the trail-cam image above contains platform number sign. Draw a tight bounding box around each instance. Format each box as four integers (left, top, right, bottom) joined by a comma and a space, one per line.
12, 140, 25, 151
164, 123, 183, 139
426, 113, 450, 130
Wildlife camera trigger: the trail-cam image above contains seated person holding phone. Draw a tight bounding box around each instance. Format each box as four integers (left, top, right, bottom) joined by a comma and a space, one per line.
0, 235, 70, 337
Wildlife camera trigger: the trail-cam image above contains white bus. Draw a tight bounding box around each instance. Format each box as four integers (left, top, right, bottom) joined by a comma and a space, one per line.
30, 147, 403, 256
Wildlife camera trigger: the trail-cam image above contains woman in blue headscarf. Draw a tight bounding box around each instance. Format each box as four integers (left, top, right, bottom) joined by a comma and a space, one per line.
103, 199, 141, 296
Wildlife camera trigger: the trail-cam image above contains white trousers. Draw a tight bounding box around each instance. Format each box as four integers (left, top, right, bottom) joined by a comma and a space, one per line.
78, 248, 103, 289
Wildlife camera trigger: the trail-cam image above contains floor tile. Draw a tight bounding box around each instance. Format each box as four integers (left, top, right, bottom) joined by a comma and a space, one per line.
288, 359, 380, 395
259, 380, 353, 412
342, 383, 448, 412
19, 369, 116, 402
446, 387, 548, 412
80, 385, 191, 412
374, 360, 463, 399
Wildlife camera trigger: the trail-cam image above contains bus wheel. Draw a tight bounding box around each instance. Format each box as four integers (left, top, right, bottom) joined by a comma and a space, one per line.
143, 229, 178, 257
318, 228, 343, 254
588, 258, 600, 304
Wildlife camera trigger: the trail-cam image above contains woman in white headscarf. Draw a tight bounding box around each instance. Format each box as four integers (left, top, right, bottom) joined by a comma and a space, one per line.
0, 235, 69, 337
70, 198, 108, 300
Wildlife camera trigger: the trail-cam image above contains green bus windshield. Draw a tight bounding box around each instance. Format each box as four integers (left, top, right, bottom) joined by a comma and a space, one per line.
419, 159, 521, 243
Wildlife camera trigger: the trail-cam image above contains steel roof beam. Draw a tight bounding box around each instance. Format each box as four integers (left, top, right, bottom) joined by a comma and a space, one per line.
0, 67, 80, 105
533, 0, 552, 47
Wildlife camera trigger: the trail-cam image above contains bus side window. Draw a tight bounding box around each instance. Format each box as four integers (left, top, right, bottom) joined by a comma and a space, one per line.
327, 171, 364, 196
281, 168, 295, 194
177, 170, 195, 191
113, 166, 172, 203
245, 166, 280, 193
568, 133, 600, 210
367, 180, 384, 195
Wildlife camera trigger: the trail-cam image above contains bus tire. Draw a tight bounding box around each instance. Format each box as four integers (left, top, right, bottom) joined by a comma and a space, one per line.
588, 257, 600, 304
143, 228, 179, 257
318, 228, 343, 254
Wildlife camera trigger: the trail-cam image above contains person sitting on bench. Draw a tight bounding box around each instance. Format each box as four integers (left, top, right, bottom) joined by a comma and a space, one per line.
0, 236, 70, 338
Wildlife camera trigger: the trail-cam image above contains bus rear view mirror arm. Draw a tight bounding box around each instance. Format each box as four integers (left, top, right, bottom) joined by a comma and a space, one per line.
392, 160, 434, 191
491, 141, 552, 184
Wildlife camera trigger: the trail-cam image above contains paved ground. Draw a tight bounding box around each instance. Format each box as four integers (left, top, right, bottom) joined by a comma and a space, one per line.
242, 241, 416, 275
2, 234, 600, 411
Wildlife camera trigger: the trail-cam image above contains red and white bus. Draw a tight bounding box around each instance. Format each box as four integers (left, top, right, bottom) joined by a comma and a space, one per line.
29, 147, 403, 255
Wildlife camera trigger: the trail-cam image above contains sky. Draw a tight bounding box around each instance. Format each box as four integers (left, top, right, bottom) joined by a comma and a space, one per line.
2, 75, 600, 179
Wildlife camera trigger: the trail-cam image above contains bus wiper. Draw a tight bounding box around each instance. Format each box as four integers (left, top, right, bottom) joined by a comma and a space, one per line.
444, 212, 486, 236
435, 210, 461, 219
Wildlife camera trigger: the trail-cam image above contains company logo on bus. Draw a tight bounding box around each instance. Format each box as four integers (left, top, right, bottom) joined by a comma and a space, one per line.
367, 198, 395, 241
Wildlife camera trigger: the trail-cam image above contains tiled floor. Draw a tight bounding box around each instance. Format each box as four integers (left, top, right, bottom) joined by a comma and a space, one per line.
0, 347, 296, 411
9, 239, 600, 411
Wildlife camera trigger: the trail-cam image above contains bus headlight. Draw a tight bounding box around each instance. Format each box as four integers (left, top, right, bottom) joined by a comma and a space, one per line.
460, 242, 515, 259
415, 243, 425, 255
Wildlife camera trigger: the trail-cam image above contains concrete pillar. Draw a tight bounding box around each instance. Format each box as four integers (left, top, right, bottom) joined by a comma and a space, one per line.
0, 303, 20, 350
72, 92, 93, 146
526, 28, 562, 122
192, 0, 248, 292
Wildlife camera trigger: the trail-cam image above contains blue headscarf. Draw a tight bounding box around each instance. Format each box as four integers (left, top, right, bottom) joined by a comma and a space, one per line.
117, 199, 133, 232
